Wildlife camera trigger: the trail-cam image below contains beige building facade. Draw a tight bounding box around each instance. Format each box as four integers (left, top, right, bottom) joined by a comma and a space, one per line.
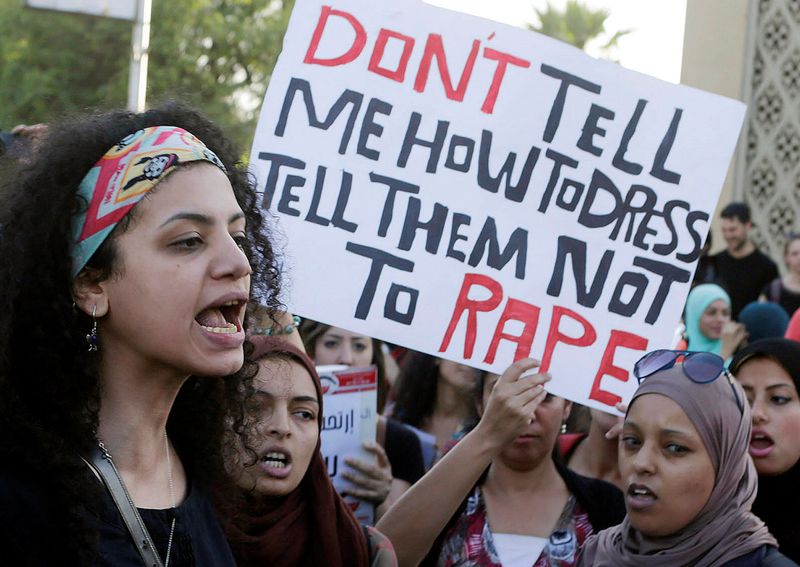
683, 0, 800, 269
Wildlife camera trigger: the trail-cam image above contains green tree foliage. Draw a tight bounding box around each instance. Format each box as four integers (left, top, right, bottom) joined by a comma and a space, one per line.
0, 0, 293, 152
529, 0, 629, 54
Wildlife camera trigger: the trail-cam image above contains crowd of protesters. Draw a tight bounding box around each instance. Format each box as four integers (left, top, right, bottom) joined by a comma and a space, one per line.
2, 102, 800, 567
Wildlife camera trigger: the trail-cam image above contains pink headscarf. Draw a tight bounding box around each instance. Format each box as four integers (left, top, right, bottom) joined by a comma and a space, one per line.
579, 364, 775, 567
785, 309, 800, 342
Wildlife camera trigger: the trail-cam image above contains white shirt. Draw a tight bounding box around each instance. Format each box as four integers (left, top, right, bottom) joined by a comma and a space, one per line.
492, 533, 548, 567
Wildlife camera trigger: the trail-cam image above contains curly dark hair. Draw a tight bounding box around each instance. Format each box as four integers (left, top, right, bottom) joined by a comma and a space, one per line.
0, 101, 281, 560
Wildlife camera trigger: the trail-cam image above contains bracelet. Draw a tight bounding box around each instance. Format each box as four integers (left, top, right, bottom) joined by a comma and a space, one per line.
252, 315, 302, 336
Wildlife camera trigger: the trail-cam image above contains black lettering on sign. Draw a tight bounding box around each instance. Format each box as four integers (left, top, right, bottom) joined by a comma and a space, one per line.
397, 112, 449, 173
345, 242, 417, 321
547, 236, 614, 308
275, 78, 363, 155
256, 152, 306, 209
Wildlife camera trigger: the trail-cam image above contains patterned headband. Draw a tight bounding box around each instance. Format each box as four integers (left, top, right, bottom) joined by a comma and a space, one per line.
70, 125, 227, 278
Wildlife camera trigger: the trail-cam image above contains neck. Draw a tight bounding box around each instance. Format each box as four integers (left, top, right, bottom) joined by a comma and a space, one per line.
485, 454, 562, 494
432, 380, 471, 419
728, 240, 754, 259
785, 271, 800, 289
570, 423, 621, 487
96, 347, 187, 507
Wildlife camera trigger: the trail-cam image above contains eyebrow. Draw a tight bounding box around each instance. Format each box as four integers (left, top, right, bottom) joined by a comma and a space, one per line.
254, 391, 319, 405
324, 334, 369, 341
159, 211, 245, 228
623, 422, 690, 438
660, 428, 691, 438
742, 383, 795, 392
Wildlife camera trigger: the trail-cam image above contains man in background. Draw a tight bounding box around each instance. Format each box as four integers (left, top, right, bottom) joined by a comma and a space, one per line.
712, 201, 779, 318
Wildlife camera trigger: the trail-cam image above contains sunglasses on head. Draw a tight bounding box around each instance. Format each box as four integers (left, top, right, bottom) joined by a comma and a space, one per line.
633, 349, 744, 414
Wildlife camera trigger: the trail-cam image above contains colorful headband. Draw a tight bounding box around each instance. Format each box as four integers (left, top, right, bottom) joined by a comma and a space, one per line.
70, 125, 227, 277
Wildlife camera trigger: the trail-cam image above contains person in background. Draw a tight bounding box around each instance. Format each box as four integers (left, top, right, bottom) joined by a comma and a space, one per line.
223, 337, 396, 566
560, 407, 623, 489
299, 320, 425, 519
730, 338, 800, 562
786, 309, 800, 342
391, 352, 481, 467
761, 232, 800, 317
683, 284, 747, 359
738, 302, 790, 344
378, 360, 625, 567
0, 123, 46, 159
712, 202, 779, 319
578, 350, 794, 567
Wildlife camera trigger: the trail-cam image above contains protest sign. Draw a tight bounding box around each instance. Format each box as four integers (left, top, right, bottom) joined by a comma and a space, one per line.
250, 0, 747, 411
318, 364, 378, 525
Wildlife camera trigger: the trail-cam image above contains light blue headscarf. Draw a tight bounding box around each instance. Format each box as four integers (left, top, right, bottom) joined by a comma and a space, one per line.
685, 284, 731, 355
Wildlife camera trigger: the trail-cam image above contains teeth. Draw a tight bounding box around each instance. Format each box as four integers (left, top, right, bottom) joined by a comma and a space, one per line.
262, 451, 288, 469
221, 300, 240, 306
201, 322, 238, 334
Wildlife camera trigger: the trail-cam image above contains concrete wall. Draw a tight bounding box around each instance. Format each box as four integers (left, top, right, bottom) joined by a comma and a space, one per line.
681, 0, 752, 252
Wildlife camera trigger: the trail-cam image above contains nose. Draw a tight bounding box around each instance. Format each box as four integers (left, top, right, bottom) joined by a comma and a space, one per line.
338, 344, 354, 365
266, 406, 291, 439
211, 234, 252, 280
630, 442, 656, 475
751, 397, 768, 425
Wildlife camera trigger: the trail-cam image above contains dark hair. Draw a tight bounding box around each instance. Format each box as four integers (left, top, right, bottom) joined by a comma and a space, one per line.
298, 319, 389, 412
392, 352, 480, 429
720, 202, 751, 224
784, 231, 800, 257
0, 101, 281, 558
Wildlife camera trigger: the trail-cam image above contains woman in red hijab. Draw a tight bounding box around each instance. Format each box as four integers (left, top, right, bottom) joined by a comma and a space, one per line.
222, 336, 396, 566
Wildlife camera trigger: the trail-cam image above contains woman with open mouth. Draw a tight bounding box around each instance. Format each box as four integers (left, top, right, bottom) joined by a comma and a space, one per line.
0, 103, 281, 565
377, 359, 625, 567
222, 336, 396, 567
730, 338, 800, 562
579, 349, 795, 567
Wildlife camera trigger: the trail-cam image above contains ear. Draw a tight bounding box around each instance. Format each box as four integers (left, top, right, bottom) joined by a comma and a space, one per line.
71, 271, 109, 318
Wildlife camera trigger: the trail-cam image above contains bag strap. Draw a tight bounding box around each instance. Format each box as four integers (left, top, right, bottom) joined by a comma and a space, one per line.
82, 446, 164, 567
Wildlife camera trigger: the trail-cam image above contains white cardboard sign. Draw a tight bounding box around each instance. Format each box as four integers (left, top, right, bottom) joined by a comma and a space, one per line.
318, 364, 378, 525
251, 0, 746, 411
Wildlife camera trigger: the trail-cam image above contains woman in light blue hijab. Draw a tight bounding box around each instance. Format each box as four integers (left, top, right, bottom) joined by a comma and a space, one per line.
685, 284, 747, 359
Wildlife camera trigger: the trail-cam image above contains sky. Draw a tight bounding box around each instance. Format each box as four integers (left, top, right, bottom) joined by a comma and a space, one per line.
424, 0, 687, 84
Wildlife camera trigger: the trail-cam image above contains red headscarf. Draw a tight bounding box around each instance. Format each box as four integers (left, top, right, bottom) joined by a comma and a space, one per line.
224, 336, 370, 567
